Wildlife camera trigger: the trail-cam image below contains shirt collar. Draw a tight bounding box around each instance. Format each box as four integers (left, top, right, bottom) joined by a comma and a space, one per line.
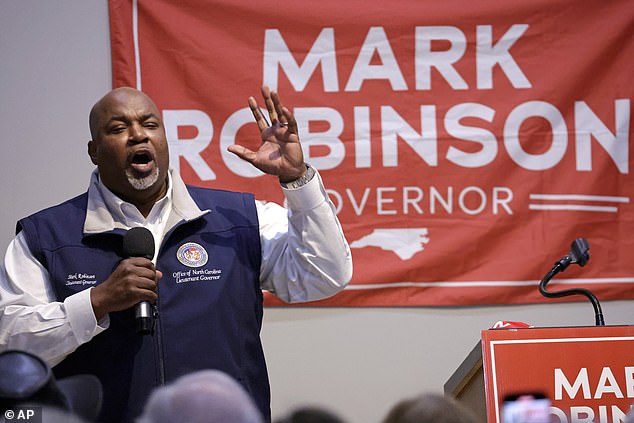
95, 171, 173, 228
84, 168, 206, 235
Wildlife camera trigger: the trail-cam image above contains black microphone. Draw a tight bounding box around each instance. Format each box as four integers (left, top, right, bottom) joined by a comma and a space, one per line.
122, 227, 156, 335
538, 237, 605, 326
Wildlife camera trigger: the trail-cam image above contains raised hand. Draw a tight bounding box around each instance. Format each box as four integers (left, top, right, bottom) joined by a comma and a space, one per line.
227, 86, 307, 183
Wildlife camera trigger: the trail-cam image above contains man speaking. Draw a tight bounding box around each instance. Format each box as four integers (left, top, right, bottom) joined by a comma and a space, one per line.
0, 86, 353, 422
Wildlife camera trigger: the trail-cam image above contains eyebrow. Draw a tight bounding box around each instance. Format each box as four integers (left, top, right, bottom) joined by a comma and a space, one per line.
140, 113, 160, 122
108, 113, 160, 124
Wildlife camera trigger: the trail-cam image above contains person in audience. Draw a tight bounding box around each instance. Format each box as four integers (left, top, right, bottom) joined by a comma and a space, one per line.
274, 406, 347, 423
40, 406, 92, 423
381, 392, 479, 423
136, 369, 264, 423
0, 349, 101, 421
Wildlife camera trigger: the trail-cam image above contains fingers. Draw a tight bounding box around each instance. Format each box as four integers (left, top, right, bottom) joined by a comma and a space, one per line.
91, 259, 161, 318
248, 97, 269, 131
250, 86, 297, 132
261, 86, 279, 124
270, 90, 285, 125
280, 105, 297, 134
120, 258, 159, 294
227, 144, 256, 163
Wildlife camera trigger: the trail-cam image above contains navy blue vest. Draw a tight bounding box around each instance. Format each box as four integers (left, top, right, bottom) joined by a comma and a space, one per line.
17, 186, 269, 423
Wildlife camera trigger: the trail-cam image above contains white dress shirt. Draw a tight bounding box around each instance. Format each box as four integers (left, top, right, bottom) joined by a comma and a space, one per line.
0, 169, 352, 366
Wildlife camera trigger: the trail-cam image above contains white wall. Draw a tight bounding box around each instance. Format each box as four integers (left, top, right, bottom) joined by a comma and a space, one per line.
1, 2, 632, 423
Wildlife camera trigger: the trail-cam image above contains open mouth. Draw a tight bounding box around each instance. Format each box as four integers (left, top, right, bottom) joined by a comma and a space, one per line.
129, 150, 155, 174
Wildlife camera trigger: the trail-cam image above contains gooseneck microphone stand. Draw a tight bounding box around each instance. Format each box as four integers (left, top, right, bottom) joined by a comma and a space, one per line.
538, 238, 605, 326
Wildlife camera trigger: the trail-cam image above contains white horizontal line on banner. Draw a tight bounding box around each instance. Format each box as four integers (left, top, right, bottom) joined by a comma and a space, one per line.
345, 278, 634, 290
529, 194, 630, 203
528, 204, 618, 212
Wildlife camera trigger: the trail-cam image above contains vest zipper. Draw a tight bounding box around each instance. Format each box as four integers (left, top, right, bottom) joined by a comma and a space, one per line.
154, 306, 166, 385
154, 218, 199, 386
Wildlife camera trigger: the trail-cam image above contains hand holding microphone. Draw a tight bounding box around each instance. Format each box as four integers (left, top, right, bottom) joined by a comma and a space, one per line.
90, 227, 161, 334
122, 227, 158, 334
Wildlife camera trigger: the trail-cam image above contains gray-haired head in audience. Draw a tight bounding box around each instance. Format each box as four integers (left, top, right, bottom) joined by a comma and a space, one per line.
136, 370, 264, 423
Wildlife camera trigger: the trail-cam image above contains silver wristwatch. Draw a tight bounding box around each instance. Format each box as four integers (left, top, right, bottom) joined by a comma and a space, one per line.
280, 163, 316, 189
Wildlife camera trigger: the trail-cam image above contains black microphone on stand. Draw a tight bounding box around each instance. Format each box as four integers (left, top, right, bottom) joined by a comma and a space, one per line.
538, 237, 605, 326
122, 227, 156, 335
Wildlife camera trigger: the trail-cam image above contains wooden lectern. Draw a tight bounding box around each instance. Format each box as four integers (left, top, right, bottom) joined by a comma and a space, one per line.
444, 339, 487, 422
445, 325, 634, 423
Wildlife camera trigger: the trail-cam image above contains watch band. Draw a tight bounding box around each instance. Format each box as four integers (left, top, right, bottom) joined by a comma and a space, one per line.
280, 164, 316, 189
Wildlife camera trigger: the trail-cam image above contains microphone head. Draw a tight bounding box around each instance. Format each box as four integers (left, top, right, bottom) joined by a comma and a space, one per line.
122, 227, 155, 260
569, 238, 590, 267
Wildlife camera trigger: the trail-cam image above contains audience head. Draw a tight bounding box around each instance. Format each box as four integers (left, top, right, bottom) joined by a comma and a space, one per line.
0, 350, 102, 422
136, 369, 263, 423
40, 405, 91, 423
382, 392, 478, 423
274, 406, 347, 423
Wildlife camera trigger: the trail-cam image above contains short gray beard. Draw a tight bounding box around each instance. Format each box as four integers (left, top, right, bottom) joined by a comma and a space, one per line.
126, 167, 160, 191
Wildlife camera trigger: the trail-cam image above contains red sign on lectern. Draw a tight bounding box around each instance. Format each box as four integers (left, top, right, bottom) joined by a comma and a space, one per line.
482, 326, 634, 423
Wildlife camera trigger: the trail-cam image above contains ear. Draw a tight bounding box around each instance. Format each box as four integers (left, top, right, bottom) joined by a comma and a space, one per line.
87, 140, 98, 165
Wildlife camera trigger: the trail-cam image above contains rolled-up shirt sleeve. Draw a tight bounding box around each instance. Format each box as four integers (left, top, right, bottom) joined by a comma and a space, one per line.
258, 170, 353, 303
0, 231, 107, 366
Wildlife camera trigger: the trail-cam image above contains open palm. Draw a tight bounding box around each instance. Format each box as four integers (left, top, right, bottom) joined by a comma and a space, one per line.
227, 86, 306, 183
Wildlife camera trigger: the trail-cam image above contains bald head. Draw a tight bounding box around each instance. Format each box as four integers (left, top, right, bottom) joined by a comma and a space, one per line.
89, 87, 159, 140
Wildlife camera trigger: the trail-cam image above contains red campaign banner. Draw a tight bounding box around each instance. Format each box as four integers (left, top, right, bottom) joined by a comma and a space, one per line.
109, 0, 634, 306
